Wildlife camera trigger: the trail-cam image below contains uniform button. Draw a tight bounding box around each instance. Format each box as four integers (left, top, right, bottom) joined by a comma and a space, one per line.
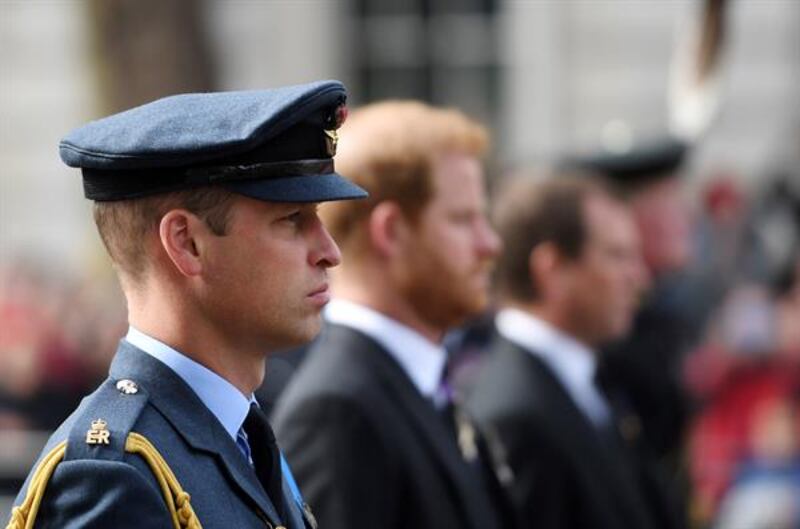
116, 379, 139, 395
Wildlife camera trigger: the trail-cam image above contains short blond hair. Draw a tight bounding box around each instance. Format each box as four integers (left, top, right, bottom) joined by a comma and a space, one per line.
322, 100, 488, 255
93, 186, 236, 283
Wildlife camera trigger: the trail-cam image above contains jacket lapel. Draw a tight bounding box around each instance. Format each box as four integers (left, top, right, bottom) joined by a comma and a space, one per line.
498, 338, 657, 529
109, 341, 284, 526
330, 325, 496, 529
501, 339, 611, 455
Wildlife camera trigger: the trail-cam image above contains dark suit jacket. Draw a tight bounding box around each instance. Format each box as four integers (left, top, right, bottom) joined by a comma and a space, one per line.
468, 335, 670, 529
271, 324, 506, 529
12, 341, 310, 529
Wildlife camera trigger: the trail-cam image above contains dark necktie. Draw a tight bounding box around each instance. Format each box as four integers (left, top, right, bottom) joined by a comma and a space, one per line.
435, 359, 481, 464
243, 402, 285, 521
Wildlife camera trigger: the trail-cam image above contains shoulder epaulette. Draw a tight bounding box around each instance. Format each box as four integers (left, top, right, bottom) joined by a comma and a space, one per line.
64, 378, 149, 462
6, 378, 203, 529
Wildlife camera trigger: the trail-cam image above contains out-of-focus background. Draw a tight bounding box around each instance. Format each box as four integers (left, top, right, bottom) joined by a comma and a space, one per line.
1, 1, 798, 526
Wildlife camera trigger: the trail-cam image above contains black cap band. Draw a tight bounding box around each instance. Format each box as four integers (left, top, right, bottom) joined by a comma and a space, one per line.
83, 159, 335, 201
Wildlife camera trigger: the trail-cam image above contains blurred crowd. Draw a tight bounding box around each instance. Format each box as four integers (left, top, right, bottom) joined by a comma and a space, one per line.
0, 259, 126, 431
684, 174, 800, 527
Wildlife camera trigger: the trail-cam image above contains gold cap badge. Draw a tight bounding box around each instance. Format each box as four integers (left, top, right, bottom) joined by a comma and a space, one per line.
323, 129, 339, 156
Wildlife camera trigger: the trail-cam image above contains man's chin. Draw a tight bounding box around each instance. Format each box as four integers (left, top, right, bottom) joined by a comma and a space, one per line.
466, 292, 490, 316
448, 296, 490, 328
608, 320, 634, 343
300, 318, 324, 342
274, 318, 324, 350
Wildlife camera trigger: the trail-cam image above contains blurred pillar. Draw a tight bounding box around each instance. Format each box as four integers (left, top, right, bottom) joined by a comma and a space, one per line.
87, 0, 217, 113
500, 1, 566, 166
0, 2, 97, 270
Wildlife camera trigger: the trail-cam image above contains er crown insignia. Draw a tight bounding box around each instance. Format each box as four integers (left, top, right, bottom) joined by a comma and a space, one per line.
86, 419, 111, 445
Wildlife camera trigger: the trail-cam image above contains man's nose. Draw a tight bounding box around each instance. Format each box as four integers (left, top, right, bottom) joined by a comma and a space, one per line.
310, 220, 342, 268
477, 218, 503, 258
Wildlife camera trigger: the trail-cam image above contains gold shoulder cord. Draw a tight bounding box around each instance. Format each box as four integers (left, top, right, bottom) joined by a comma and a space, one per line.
6, 433, 202, 529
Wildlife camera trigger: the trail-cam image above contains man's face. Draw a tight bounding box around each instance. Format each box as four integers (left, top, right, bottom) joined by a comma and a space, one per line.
396, 153, 502, 331
631, 177, 691, 275
199, 196, 341, 352
562, 195, 647, 346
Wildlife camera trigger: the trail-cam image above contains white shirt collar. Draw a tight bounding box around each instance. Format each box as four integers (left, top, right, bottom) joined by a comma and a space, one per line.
495, 308, 611, 427
125, 326, 253, 442
324, 299, 447, 399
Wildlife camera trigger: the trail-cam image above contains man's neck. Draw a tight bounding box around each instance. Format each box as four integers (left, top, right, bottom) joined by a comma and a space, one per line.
332, 280, 446, 344
128, 307, 265, 396
124, 269, 269, 396
511, 302, 596, 351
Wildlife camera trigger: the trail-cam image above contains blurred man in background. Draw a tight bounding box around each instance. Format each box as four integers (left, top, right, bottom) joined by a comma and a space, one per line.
468, 175, 683, 529
568, 140, 697, 461
272, 101, 511, 529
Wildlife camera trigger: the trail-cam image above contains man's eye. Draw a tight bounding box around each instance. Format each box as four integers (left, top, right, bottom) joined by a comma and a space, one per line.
280, 205, 318, 227
284, 211, 302, 223
450, 212, 474, 224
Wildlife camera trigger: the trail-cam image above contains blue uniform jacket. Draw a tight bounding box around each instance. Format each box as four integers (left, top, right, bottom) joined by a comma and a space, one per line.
11, 341, 311, 529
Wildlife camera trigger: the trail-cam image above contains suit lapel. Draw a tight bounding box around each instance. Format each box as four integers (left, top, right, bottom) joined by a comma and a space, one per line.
499, 338, 657, 529
109, 342, 284, 527
502, 339, 610, 454
330, 325, 495, 529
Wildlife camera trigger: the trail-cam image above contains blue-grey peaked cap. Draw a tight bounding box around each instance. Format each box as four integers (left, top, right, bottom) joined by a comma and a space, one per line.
59, 80, 368, 202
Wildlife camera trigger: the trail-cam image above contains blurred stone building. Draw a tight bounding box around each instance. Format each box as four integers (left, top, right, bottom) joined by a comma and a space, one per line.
1, 0, 799, 270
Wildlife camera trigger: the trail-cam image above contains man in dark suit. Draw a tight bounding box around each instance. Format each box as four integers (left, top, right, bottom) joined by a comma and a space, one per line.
566, 140, 696, 460
562, 141, 698, 527
272, 101, 509, 529
468, 175, 681, 529
8, 81, 366, 529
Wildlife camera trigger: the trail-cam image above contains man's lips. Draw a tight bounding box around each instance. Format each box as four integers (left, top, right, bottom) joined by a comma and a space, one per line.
307, 284, 331, 305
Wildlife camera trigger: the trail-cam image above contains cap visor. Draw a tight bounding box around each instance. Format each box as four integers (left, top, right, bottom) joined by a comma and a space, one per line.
223, 172, 367, 203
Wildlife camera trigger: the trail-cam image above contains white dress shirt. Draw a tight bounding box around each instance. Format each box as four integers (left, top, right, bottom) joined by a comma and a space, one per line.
125, 326, 253, 443
495, 308, 612, 429
324, 299, 448, 400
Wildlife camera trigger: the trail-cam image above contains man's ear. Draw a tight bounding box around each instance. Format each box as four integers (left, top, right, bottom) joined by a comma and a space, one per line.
528, 242, 560, 290
159, 209, 205, 277
367, 201, 408, 259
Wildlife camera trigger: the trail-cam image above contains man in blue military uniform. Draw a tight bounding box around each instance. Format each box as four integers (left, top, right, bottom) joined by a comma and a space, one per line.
6, 80, 366, 529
